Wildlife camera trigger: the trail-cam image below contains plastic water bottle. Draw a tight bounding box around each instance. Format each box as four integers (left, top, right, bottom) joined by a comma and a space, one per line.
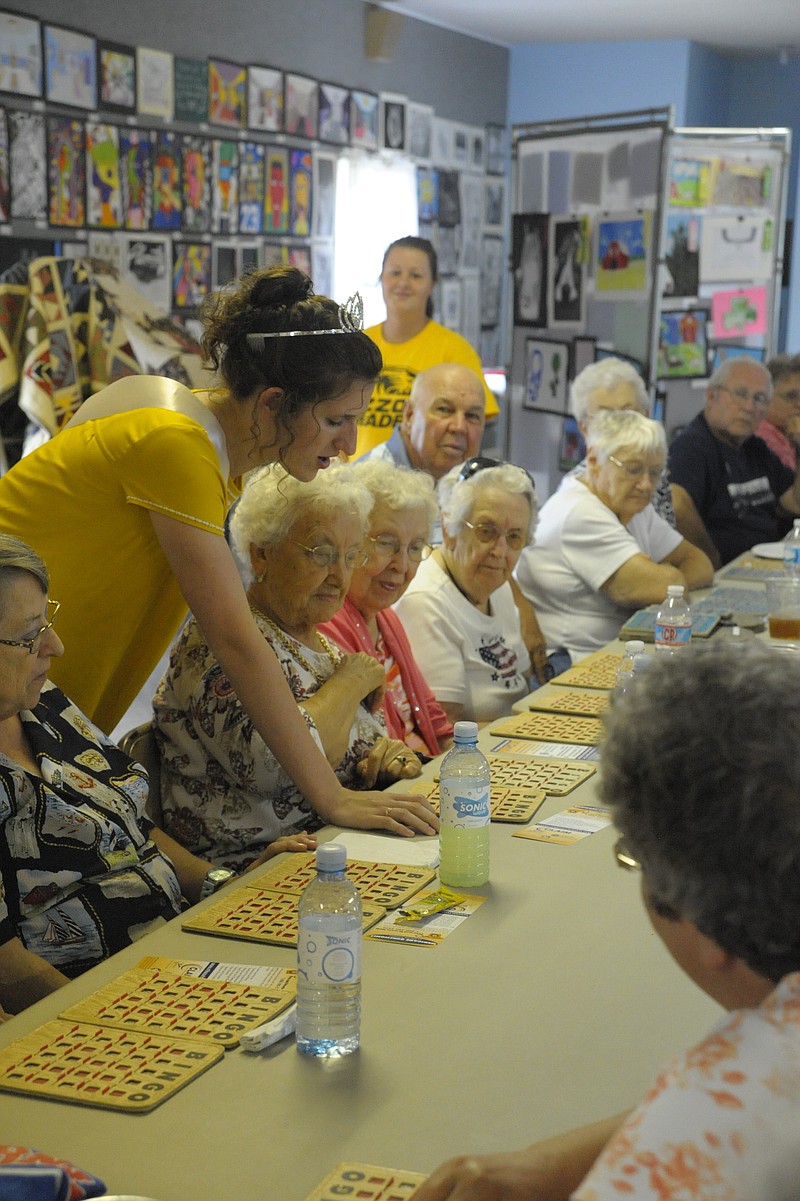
296, 843, 361, 1057
654, 584, 692, 652
783, 519, 800, 578
615, 640, 645, 693
439, 720, 490, 887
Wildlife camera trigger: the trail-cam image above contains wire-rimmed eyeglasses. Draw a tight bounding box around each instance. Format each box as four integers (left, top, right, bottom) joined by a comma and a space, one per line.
608, 456, 662, 483
613, 836, 641, 871
0, 599, 60, 654
368, 535, 432, 563
290, 541, 369, 570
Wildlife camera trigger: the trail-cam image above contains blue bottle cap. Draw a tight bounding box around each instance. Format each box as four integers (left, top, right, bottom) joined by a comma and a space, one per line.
317, 843, 347, 872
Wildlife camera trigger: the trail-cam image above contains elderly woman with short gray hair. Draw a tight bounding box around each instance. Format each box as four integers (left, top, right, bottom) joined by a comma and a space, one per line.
394, 461, 537, 723
154, 463, 430, 872
515, 409, 713, 663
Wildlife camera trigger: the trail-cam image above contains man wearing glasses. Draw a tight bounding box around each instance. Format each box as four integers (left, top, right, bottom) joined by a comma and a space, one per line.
669, 356, 800, 566
754, 353, 800, 469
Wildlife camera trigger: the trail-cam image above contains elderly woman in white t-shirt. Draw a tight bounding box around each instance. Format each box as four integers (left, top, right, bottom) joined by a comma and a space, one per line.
393, 461, 537, 724
515, 410, 713, 663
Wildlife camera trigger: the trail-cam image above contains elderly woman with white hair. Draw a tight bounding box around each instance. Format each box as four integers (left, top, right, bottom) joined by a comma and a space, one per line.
515, 410, 713, 663
393, 461, 537, 724
154, 463, 432, 872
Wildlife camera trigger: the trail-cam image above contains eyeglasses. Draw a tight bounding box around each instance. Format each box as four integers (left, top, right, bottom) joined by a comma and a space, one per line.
0, 599, 60, 655
608, 456, 662, 483
368, 535, 432, 562
716, 384, 770, 410
290, 542, 369, 570
463, 521, 527, 550
613, 836, 641, 871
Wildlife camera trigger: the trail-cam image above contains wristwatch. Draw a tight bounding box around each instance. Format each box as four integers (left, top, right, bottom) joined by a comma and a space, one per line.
199, 867, 237, 900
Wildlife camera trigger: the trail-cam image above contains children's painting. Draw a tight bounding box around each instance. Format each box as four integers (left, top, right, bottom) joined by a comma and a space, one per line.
710, 286, 768, 340
380, 94, 406, 153
289, 148, 312, 238
152, 132, 182, 231
239, 141, 265, 233
663, 212, 700, 298
0, 11, 42, 97
318, 82, 350, 146
418, 168, 438, 223
44, 24, 96, 109
9, 111, 46, 221
181, 135, 211, 233
595, 211, 651, 297
208, 58, 246, 127
47, 115, 85, 227
285, 73, 318, 139
524, 338, 569, 412
350, 91, 378, 151
264, 146, 289, 235
512, 213, 547, 328
136, 47, 173, 120
173, 243, 212, 310
247, 65, 283, 132
549, 214, 587, 327
97, 40, 135, 113
212, 139, 238, 234
121, 233, 171, 312
119, 129, 153, 231
173, 56, 208, 124
86, 122, 121, 228
657, 308, 708, 379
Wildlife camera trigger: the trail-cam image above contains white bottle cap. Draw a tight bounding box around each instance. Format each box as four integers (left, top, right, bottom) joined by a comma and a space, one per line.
666, 584, 685, 596
626, 640, 645, 653
453, 720, 479, 742
317, 843, 347, 872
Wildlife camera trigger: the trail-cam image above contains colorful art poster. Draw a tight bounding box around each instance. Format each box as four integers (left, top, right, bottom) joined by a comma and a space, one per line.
595, 211, 651, 297
121, 233, 172, 312
47, 116, 85, 228
668, 158, 713, 207
44, 24, 96, 110
712, 160, 771, 207
524, 337, 569, 412
710, 286, 768, 340
173, 56, 208, 125
10, 110, 46, 220
318, 82, 350, 146
247, 64, 283, 132
264, 147, 289, 234
212, 139, 238, 234
418, 167, 438, 223
208, 58, 246, 127
0, 110, 8, 222
350, 90, 378, 151
239, 141, 265, 234
97, 40, 136, 113
173, 242, 212, 309
152, 132, 181, 231
548, 214, 587, 327
289, 148, 312, 238
0, 12, 43, 97
287, 244, 311, 276
181, 135, 211, 234
85, 122, 121, 228
137, 47, 173, 121
512, 213, 548, 328
285, 73, 318, 139
657, 309, 708, 379
119, 129, 153, 231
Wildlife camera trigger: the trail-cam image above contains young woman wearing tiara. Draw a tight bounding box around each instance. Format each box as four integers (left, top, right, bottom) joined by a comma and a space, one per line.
0, 267, 437, 839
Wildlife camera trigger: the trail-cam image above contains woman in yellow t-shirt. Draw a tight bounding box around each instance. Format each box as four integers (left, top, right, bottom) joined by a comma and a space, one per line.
0, 266, 437, 841
354, 236, 498, 459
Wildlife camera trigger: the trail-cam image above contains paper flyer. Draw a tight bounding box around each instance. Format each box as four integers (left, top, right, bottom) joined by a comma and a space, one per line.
513, 804, 612, 845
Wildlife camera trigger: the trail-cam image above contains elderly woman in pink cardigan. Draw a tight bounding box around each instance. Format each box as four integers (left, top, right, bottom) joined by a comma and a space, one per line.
321, 459, 453, 758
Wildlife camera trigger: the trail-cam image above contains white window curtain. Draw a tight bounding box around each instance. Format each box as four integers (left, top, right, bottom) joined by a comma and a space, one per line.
333, 150, 418, 325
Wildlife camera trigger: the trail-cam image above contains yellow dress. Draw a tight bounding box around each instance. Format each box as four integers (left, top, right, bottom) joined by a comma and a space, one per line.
354, 320, 500, 459
0, 406, 239, 731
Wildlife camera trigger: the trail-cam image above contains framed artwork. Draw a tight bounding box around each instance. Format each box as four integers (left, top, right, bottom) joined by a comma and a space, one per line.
572, 335, 597, 379
595, 211, 652, 297
406, 102, 433, 162
314, 151, 336, 239
559, 415, 585, 471
0, 11, 42, 97
85, 121, 121, 228
211, 138, 238, 234
459, 173, 483, 272
208, 57, 246, 128
710, 285, 768, 340
486, 123, 506, 175
121, 232, 172, 312
47, 115, 85, 228
137, 46, 173, 121
418, 167, 438, 223
318, 81, 350, 146
119, 129, 153, 231
657, 308, 709, 379
173, 56, 208, 125
212, 239, 237, 289
97, 40, 135, 113
480, 235, 503, 328
699, 214, 772, 284
548, 214, 587, 328
87, 230, 121, 270
350, 90, 378, 151
668, 157, 713, 207
9, 109, 47, 220
512, 213, 548, 328
264, 146, 289, 235
247, 64, 283, 132
712, 159, 771, 207
262, 240, 289, 268
152, 132, 182, 231
524, 337, 569, 413
437, 170, 461, 227
44, 24, 96, 110
0, 109, 8, 222
483, 177, 505, 231
239, 140, 266, 234
181, 135, 211, 234
289, 147, 312, 238
173, 242, 212, 310
664, 212, 700, 298
380, 93, 407, 153
710, 343, 765, 373
284, 72, 318, 139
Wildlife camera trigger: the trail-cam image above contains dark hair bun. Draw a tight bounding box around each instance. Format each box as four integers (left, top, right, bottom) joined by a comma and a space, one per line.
248, 266, 314, 311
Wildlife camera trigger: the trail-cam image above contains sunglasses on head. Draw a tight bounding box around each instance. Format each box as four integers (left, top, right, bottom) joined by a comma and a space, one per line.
458, 456, 536, 491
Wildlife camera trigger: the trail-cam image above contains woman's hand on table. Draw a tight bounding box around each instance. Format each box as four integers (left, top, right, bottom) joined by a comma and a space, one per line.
356, 736, 422, 787
242, 831, 318, 873
325, 786, 439, 838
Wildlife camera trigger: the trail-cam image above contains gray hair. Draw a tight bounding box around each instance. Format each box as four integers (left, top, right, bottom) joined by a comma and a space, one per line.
0, 534, 49, 614
707, 355, 772, 395
599, 641, 800, 982
230, 462, 373, 584
767, 353, 800, 388
439, 462, 538, 543
570, 358, 649, 424
346, 458, 438, 537
587, 408, 666, 464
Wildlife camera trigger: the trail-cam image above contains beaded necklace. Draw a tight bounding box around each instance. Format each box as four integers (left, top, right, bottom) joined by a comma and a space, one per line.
249, 603, 339, 682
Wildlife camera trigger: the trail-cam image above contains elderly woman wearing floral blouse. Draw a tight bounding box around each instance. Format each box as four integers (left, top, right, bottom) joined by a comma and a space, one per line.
154, 463, 430, 871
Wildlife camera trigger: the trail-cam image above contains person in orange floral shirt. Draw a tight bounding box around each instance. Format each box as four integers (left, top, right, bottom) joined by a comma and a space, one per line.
413, 642, 800, 1201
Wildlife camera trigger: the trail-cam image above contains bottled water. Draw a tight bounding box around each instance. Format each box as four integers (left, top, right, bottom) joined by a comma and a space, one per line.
783, 519, 800, 578
615, 640, 645, 693
296, 843, 361, 1058
439, 720, 490, 887
654, 584, 692, 652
